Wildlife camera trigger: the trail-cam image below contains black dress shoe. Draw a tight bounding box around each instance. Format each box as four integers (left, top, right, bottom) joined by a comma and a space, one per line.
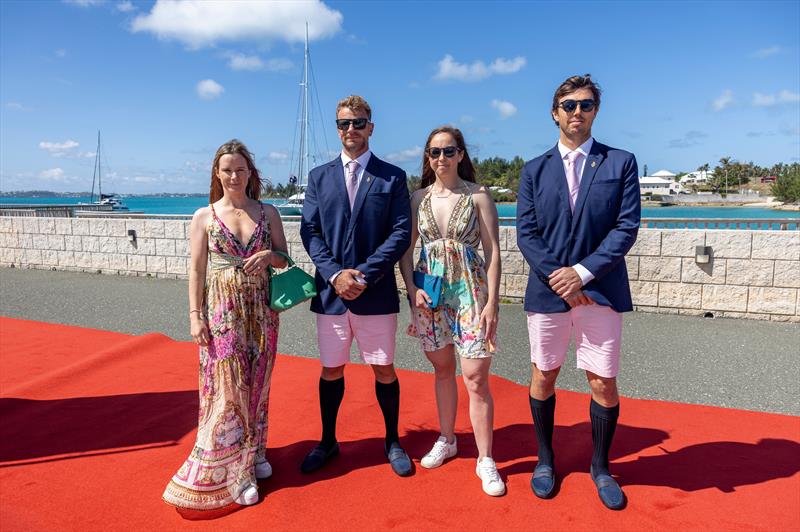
590, 465, 626, 510
300, 442, 340, 474
385, 442, 412, 477
530, 463, 556, 499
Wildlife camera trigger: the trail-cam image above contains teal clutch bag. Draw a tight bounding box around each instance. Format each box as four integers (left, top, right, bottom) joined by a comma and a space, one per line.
413, 271, 443, 309
268, 251, 317, 312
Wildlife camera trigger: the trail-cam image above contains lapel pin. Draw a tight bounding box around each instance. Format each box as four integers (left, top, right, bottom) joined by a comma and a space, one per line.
591, 161, 596, 168
367, 176, 371, 182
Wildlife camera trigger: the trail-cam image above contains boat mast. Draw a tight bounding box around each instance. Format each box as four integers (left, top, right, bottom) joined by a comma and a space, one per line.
90, 130, 101, 202
97, 130, 102, 199
300, 23, 310, 186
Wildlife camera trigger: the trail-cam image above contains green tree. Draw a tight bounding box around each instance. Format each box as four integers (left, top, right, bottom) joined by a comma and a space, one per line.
770, 163, 800, 203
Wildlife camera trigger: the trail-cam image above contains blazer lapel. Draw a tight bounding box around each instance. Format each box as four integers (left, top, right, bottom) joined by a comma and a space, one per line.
327, 160, 350, 225
545, 146, 572, 217
570, 144, 605, 232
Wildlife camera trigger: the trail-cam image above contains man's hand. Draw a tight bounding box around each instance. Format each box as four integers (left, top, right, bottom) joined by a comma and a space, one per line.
566, 291, 595, 308
549, 266, 583, 299
333, 269, 367, 300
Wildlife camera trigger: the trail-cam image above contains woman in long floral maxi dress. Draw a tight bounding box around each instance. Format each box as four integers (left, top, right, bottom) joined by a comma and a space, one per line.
399, 126, 505, 497
163, 140, 288, 510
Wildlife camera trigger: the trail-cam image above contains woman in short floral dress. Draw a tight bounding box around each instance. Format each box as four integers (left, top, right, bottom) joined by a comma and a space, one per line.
163, 140, 288, 510
400, 126, 504, 496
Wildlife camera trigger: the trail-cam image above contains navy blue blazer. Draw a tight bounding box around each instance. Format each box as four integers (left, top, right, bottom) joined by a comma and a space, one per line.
516, 141, 640, 313
300, 154, 411, 315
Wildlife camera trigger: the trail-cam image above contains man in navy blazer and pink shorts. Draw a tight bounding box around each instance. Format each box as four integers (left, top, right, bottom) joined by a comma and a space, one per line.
300, 95, 413, 477
516, 75, 640, 510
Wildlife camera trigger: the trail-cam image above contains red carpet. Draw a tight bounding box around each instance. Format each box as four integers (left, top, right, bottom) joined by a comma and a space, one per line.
1, 317, 798, 531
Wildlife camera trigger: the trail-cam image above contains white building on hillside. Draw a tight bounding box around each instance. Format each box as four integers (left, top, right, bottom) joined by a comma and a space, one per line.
639, 175, 685, 195
651, 169, 677, 180
679, 170, 713, 185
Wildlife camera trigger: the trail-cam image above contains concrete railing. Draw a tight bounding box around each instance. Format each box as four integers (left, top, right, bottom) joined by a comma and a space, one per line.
1, 215, 798, 322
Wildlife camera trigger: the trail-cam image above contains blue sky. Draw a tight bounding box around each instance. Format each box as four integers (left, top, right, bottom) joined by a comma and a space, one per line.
1, 0, 798, 194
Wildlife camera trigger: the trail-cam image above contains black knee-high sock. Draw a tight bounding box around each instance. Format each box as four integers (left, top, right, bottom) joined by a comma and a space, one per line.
375, 379, 400, 446
590, 399, 619, 477
319, 376, 345, 448
529, 393, 556, 467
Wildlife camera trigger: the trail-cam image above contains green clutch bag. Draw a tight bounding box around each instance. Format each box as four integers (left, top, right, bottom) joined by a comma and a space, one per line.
268, 250, 318, 312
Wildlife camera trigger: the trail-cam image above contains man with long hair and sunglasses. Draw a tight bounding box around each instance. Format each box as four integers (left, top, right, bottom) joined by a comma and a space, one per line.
516, 74, 640, 510
300, 95, 413, 477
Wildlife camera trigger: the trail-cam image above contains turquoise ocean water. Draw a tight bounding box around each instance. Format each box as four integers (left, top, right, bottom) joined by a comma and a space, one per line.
2, 197, 798, 228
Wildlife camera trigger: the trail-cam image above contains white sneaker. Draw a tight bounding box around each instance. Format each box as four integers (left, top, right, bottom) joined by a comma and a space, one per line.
420, 435, 457, 469
255, 459, 273, 479
234, 484, 259, 506
475, 457, 506, 496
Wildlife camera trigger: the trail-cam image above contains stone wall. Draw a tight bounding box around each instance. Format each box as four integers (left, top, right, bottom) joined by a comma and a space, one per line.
1, 216, 798, 322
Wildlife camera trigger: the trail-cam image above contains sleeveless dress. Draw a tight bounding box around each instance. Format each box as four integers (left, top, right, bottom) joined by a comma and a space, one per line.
163, 204, 279, 510
407, 187, 492, 358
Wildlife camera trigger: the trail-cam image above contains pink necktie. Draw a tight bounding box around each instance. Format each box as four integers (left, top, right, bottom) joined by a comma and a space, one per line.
565, 151, 583, 212
346, 160, 359, 209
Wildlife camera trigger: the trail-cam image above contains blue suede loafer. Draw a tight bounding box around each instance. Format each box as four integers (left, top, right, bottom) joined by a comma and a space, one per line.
590, 466, 626, 510
300, 442, 339, 474
530, 463, 556, 499
385, 442, 412, 477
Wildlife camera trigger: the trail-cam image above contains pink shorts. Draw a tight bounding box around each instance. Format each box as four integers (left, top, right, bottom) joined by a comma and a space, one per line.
526, 305, 622, 378
316, 312, 398, 367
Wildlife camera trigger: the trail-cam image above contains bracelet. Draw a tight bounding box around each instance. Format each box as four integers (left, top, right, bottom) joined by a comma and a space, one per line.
189, 309, 202, 315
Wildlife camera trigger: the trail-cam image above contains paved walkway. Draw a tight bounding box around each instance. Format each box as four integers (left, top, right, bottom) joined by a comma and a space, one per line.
1, 267, 797, 415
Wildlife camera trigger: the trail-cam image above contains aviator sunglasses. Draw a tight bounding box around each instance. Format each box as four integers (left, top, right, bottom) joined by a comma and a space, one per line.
557, 99, 597, 113
336, 118, 370, 130
426, 146, 461, 158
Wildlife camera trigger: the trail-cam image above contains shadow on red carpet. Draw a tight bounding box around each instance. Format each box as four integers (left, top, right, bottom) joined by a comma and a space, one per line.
1, 317, 797, 531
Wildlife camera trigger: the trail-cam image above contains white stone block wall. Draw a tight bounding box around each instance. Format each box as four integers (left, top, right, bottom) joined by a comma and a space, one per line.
1, 218, 798, 321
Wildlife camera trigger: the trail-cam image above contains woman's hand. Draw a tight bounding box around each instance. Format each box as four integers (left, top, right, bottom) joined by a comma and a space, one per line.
190, 315, 209, 346
479, 300, 499, 346
413, 287, 432, 309
243, 250, 270, 276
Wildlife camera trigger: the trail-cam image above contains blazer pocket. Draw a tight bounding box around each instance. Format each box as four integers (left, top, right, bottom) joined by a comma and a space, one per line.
593, 178, 622, 184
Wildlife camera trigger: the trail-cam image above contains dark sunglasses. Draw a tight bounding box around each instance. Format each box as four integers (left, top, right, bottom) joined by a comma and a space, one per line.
558, 99, 597, 113
426, 146, 461, 159
335, 118, 370, 130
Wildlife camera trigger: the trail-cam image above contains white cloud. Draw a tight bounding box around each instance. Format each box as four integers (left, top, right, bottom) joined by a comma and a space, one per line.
131, 0, 343, 49
385, 146, 423, 163
460, 115, 474, 124
225, 53, 293, 72
753, 90, 800, 107
227, 53, 264, 71
116, 1, 135, 12
712, 89, 734, 111
64, 0, 104, 6
55, 48, 67, 58
6, 101, 32, 111
267, 151, 289, 162
39, 140, 80, 157
434, 54, 526, 82
752, 92, 776, 107
749, 45, 781, 58
490, 99, 517, 119
38, 168, 66, 180
196, 79, 224, 100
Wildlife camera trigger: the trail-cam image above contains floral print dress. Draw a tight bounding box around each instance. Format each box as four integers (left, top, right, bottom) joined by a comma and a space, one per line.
163, 204, 279, 510
408, 188, 492, 358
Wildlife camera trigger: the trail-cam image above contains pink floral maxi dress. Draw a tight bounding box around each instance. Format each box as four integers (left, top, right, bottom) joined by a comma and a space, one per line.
163, 204, 279, 510
408, 189, 492, 358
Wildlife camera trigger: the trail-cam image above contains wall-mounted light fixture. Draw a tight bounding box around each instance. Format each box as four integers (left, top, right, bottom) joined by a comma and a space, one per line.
695, 245, 711, 264
127, 229, 137, 243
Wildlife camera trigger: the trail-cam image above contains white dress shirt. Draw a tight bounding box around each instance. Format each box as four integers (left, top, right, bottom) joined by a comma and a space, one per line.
557, 137, 595, 286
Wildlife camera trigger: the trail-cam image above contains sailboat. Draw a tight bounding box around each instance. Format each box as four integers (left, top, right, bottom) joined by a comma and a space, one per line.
83, 130, 129, 211
275, 24, 329, 216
